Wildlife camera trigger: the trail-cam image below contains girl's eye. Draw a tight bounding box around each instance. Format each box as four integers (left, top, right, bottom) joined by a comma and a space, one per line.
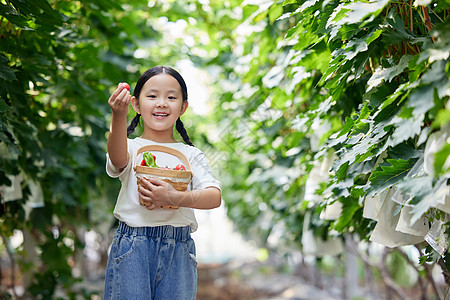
168, 96, 176, 100
148, 95, 157, 99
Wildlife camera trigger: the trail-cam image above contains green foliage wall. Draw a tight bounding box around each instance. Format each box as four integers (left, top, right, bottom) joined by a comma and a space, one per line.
195, 0, 450, 277
0, 0, 195, 297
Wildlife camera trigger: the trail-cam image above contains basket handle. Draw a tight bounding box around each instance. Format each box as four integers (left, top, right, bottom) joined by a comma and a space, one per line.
135, 145, 192, 171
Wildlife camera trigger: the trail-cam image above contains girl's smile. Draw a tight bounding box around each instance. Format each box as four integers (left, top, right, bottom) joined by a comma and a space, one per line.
153, 112, 169, 119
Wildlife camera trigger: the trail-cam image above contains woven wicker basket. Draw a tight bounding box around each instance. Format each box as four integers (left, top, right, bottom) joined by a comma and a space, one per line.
133, 145, 192, 209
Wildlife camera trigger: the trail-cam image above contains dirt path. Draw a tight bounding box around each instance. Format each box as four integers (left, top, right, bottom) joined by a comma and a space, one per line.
197, 263, 276, 300
196, 260, 346, 300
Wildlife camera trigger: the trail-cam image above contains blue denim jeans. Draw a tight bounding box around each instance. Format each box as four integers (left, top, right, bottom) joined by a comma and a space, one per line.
104, 222, 198, 300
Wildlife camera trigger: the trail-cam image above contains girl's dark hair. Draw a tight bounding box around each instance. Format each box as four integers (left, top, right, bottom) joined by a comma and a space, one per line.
127, 66, 193, 146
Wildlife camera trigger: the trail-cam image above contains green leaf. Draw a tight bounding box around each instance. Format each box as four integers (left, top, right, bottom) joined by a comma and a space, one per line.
367, 55, 413, 92
0, 65, 16, 81
433, 143, 450, 177
365, 81, 399, 108
0, 3, 31, 28
328, 0, 390, 40
269, 4, 283, 23
367, 158, 417, 196
0, 55, 16, 81
434, 106, 450, 128
338, 137, 377, 167
373, 83, 410, 123
282, 0, 297, 5
385, 115, 423, 147
383, 11, 427, 44
252, 2, 272, 22
332, 197, 361, 232
0, 97, 11, 112
338, 117, 354, 137
366, 29, 382, 45
418, 21, 450, 64
389, 143, 423, 160
334, 36, 368, 61
355, 102, 370, 124
396, 175, 433, 204
336, 161, 349, 180
408, 85, 435, 118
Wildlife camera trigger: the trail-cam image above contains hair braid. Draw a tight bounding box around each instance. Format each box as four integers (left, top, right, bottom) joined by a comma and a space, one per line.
176, 118, 193, 146
127, 114, 141, 136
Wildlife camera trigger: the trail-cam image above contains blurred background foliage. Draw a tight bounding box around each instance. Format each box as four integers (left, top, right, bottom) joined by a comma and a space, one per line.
0, 0, 449, 298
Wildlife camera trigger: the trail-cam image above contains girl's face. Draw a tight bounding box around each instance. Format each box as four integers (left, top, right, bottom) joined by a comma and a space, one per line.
131, 74, 188, 138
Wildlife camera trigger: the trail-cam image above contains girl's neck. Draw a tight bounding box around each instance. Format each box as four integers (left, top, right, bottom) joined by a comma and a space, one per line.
140, 130, 178, 144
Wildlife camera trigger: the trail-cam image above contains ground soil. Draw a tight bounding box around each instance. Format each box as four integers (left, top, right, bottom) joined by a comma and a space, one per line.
197, 263, 276, 300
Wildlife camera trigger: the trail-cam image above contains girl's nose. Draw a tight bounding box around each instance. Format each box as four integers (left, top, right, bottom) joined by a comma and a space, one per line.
155, 98, 167, 107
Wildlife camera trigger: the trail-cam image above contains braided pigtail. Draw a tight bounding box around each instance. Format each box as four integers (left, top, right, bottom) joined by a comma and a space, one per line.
127, 113, 141, 136
176, 118, 194, 146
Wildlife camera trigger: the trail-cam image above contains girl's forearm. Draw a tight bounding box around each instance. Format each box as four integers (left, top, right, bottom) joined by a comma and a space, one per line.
107, 113, 129, 170
171, 187, 221, 209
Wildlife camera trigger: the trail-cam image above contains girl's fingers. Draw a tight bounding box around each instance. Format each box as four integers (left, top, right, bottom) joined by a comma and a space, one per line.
141, 177, 156, 190
149, 177, 164, 186
140, 194, 156, 210
139, 193, 154, 208
109, 83, 125, 101
145, 203, 156, 210
117, 88, 130, 102
109, 90, 131, 110
108, 83, 131, 106
138, 184, 152, 197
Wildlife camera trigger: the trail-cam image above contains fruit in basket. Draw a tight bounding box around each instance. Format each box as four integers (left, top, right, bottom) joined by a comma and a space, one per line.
142, 152, 158, 167
135, 146, 191, 210
140, 152, 187, 171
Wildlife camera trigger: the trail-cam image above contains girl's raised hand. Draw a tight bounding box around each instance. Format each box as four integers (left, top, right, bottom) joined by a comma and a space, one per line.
108, 83, 132, 115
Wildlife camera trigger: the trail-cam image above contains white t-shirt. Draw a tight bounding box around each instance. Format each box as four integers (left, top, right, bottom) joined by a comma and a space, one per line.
106, 137, 221, 232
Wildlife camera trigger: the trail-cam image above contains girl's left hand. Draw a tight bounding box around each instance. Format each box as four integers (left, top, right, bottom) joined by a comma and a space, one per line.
138, 177, 178, 210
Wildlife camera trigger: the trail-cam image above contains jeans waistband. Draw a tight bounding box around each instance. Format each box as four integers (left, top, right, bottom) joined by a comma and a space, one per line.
117, 222, 191, 241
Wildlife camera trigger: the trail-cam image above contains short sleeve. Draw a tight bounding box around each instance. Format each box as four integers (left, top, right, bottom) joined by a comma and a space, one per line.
106, 150, 132, 179
190, 151, 221, 191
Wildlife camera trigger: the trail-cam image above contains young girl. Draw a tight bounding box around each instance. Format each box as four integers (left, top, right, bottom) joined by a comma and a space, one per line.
104, 66, 221, 299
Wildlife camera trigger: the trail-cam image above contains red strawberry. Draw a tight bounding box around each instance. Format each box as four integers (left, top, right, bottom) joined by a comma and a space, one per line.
123, 83, 130, 91
175, 164, 186, 171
